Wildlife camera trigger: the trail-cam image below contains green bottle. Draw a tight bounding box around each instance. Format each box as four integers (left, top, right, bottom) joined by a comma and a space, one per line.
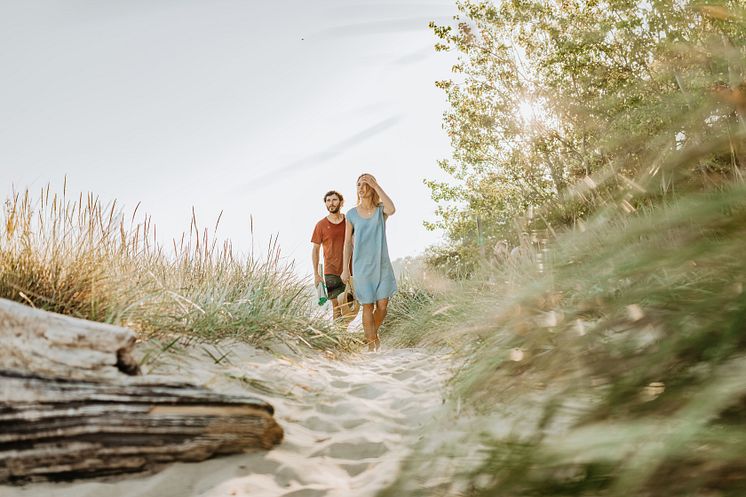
316, 263, 327, 305
316, 282, 328, 306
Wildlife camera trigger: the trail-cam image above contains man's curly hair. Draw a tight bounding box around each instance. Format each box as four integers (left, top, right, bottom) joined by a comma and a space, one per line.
324, 190, 344, 203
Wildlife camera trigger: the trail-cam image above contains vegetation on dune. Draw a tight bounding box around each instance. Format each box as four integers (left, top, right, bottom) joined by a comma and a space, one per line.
0, 182, 356, 351
382, 0, 746, 496
384, 184, 746, 496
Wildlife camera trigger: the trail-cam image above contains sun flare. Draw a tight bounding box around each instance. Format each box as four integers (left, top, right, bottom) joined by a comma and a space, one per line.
517, 99, 542, 124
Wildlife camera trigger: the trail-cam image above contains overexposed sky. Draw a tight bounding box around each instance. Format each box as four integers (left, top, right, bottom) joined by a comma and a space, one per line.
0, 1, 457, 278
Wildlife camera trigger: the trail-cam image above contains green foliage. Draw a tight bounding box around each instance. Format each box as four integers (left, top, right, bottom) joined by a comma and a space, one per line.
424, 243, 477, 279
426, 0, 746, 274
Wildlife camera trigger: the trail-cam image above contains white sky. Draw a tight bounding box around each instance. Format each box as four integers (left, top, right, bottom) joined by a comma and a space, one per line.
0, 1, 457, 278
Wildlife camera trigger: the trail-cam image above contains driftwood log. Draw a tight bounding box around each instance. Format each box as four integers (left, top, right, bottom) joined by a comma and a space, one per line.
0, 298, 283, 483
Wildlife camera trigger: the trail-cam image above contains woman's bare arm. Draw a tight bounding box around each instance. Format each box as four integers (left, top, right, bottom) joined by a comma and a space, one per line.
340, 218, 353, 283
364, 176, 395, 216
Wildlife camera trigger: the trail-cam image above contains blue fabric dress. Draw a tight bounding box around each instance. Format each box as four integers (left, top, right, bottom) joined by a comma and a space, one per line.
346, 205, 397, 304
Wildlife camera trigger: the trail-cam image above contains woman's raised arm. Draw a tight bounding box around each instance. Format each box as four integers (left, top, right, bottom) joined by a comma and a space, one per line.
364, 176, 395, 216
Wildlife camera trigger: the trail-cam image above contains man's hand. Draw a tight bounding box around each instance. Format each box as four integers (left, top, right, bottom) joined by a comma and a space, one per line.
340, 269, 350, 284
314, 273, 323, 286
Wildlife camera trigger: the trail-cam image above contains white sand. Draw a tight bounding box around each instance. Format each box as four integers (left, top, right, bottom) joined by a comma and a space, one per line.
3, 340, 452, 497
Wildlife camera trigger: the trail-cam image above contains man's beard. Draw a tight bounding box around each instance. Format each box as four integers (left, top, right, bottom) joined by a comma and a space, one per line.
327, 205, 340, 214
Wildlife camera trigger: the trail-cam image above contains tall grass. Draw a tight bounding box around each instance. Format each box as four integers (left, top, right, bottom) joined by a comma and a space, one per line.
0, 181, 355, 350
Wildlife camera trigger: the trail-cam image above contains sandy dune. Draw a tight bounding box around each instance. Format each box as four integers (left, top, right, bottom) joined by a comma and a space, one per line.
3, 341, 452, 497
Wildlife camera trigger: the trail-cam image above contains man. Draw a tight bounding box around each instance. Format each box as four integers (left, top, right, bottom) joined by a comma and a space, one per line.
311, 190, 348, 319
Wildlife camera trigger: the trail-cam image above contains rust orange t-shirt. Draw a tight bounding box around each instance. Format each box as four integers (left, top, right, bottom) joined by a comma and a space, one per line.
311, 216, 346, 276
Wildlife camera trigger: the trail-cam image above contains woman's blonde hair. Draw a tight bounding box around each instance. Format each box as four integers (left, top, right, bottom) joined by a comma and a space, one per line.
356, 173, 380, 207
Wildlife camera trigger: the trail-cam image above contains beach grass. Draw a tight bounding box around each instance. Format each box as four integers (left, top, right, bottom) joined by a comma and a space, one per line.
0, 182, 358, 352
380, 182, 746, 497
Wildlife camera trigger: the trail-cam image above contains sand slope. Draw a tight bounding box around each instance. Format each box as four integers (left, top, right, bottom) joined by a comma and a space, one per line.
3, 342, 451, 497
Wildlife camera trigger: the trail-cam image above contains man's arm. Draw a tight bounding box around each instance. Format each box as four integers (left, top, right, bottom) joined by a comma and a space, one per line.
311, 243, 322, 286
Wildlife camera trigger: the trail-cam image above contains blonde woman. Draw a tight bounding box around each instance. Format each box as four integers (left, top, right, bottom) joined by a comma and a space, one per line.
340, 173, 397, 352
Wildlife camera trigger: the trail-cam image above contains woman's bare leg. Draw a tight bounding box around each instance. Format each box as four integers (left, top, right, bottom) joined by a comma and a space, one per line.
372, 298, 388, 351
361, 303, 376, 351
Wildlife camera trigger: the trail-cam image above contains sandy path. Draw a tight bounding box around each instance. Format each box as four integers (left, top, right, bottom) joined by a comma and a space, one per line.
3, 343, 451, 497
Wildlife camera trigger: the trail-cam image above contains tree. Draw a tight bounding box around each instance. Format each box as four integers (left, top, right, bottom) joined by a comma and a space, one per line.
426, 0, 746, 275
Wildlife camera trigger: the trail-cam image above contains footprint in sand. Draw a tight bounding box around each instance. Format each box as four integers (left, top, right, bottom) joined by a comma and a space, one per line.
391, 369, 419, 381
281, 490, 326, 497
347, 384, 386, 400
303, 415, 340, 433
317, 400, 360, 415
339, 462, 370, 477
339, 417, 369, 430
312, 439, 389, 459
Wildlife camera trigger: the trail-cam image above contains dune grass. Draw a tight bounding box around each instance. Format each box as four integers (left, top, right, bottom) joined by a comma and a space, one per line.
380, 181, 746, 497
0, 182, 357, 352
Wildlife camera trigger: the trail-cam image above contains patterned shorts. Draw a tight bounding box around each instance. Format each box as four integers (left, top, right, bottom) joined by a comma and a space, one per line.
324, 274, 345, 299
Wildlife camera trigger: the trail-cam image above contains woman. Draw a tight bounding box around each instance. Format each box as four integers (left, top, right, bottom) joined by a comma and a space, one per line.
340, 173, 397, 352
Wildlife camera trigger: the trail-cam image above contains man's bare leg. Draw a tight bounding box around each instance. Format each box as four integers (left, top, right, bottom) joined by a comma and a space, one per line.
361, 303, 376, 351
372, 298, 388, 351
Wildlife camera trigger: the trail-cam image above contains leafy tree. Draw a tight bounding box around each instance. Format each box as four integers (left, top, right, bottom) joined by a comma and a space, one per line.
426, 0, 746, 276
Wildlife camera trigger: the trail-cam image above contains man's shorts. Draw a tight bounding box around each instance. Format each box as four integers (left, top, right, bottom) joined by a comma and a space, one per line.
324, 274, 345, 300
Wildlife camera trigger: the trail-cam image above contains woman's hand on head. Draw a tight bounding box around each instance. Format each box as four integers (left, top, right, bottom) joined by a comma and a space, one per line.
361, 175, 379, 191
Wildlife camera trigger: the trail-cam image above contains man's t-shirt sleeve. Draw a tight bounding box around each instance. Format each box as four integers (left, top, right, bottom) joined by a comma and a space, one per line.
311, 222, 322, 244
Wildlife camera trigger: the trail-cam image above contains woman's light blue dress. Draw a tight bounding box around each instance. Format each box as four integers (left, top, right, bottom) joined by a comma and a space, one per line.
347, 205, 397, 304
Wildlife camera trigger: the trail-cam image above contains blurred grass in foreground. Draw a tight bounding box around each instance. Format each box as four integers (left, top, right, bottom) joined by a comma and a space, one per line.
382, 175, 746, 497
380, 2, 746, 495
0, 183, 356, 351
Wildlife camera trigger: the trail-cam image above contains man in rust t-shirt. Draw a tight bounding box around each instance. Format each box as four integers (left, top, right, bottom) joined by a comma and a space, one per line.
311, 190, 349, 319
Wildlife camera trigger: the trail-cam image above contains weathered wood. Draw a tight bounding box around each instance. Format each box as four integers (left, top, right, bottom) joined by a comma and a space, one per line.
0, 299, 284, 483
0, 298, 139, 381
